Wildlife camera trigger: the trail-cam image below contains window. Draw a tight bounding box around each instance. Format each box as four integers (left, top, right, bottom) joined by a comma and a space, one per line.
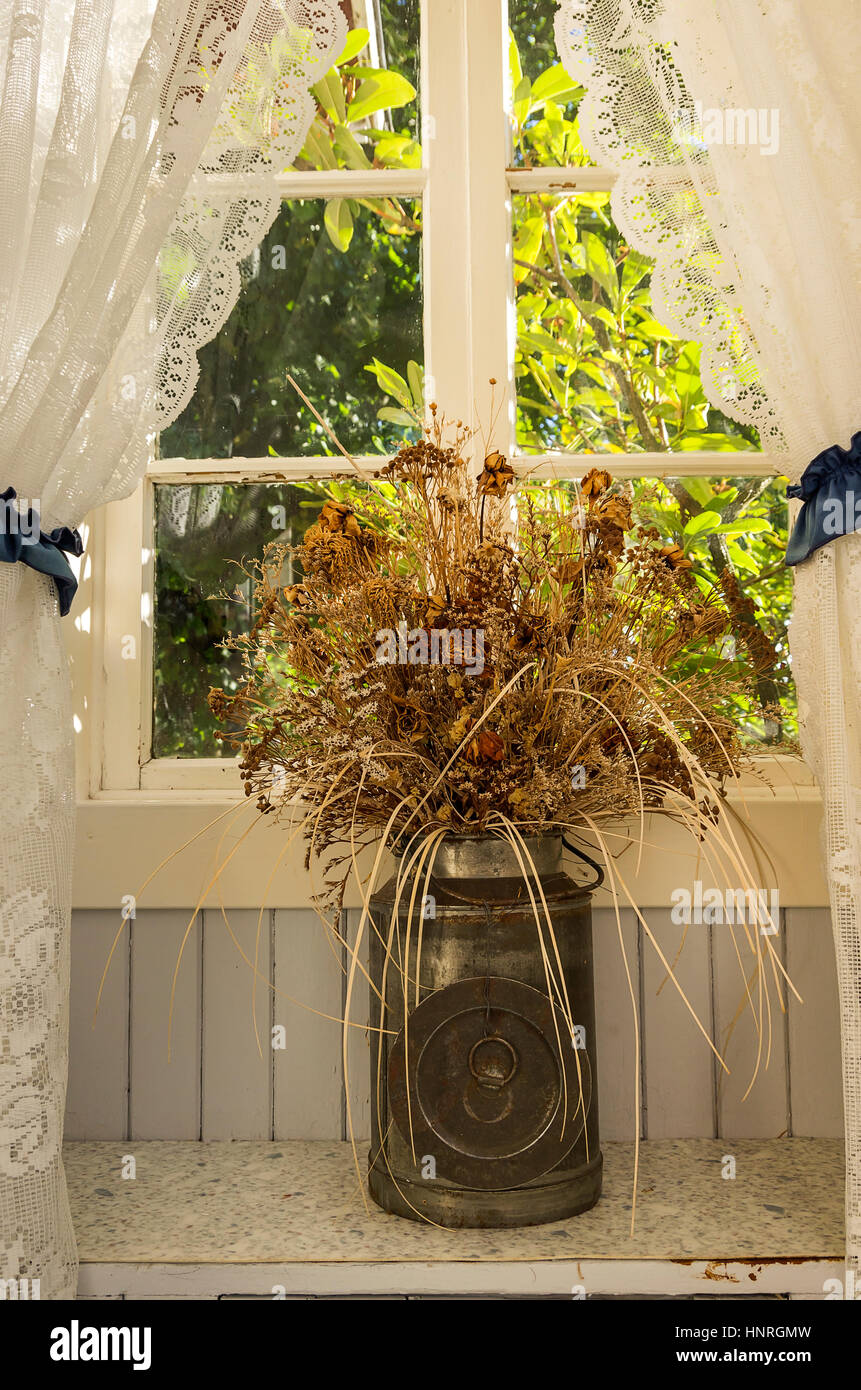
89, 0, 794, 799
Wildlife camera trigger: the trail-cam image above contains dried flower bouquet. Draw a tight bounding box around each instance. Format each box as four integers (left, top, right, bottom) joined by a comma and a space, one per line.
203, 402, 798, 1220
211, 407, 779, 916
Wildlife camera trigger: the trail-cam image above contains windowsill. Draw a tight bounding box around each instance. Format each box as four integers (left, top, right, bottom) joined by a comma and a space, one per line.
73, 754, 828, 911
67, 1137, 843, 1298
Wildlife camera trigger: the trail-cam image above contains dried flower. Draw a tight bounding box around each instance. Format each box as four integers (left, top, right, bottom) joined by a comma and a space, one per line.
477, 450, 515, 498
425, 592, 447, 624
660, 543, 694, 571
595, 494, 633, 531
320, 500, 361, 538
579, 467, 613, 500
553, 557, 586, 585
466, 729, 505, 763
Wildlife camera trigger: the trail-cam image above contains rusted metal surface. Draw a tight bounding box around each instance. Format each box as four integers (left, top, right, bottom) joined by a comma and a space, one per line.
367, 834, 602, 1228
388, 976, 593, 1190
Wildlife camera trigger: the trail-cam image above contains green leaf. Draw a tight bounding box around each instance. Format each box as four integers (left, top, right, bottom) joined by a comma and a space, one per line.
364, 358, 412, 408
705, 488, 740, 512
682, 405, 709, 432
324, 198, 354, 251
513, 215, 544, 281
675, 432, 758, 451
573, 296, 617, 331
378, 406, 415, 426
581, 231, 619, 305
313, 69, 347, 124
578, 362, 609, 389
621, 250, 651, 295
633, 315, 677, 343
633, 363, 671, 391
334, 27, 370, 66
406, 360, 424, 408
300, 120, 338, 170
676, 478, 717, 508
513, 75, 532, 127
347, 72, 416, 124
727, 541, 762, 574
518, 329, 577, 363
714, 518, 772, 536
372, 132, 422, 168
333, 125, 372, 169
508, 29, 523, 92
531, 63, 580, 105
683, 510, 722, 538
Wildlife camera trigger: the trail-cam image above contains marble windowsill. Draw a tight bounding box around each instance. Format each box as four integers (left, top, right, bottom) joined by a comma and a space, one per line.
65, 1138, 844, 1298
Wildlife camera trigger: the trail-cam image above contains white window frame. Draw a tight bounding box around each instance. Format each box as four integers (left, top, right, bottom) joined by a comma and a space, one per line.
72, 0, 820, 904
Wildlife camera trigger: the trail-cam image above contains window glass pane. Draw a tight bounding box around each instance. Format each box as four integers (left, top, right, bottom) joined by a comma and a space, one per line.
289, 0, 421, 171
159, 197, 422, 460
152, 474, 793, 759
508, 0, 591, 168
152, 482, 325, 757
516, 476, 795, 743
513, 193, 759, 454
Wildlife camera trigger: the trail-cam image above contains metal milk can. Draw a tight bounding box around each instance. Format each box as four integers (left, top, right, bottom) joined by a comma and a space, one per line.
367, 833, 602, 1227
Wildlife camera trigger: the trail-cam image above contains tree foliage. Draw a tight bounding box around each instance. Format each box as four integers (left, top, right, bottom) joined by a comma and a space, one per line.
154, 6, 794, 757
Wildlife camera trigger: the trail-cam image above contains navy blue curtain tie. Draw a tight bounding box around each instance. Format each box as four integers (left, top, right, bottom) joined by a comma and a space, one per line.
785, 432, 861, 566
0, 487, 83, 616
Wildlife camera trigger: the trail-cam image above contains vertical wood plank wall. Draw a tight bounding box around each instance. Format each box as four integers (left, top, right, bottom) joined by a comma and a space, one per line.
65, 907, 844, 1142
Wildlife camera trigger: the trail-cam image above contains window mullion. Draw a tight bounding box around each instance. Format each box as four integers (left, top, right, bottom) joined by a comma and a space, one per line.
465, 0, 515, 454
422, 0, 474, 426
101, 484, 147, 790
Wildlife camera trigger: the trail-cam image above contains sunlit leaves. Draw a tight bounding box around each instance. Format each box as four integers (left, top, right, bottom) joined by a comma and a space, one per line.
346, 70, 416, 123
507, 27, 583, 156
368, 130, 421, 167
683, 509, 723, 542
581, 230, 619, 306
324, 198, 354, 251
334, 27, 370, 67
333, 125, 372, 170
365, 356, 424, 423
297, 12, 418, 176
531, 62, 580, 105
513, 215, 544, 283
406, 359, 424, 406
312, 68, 347, 124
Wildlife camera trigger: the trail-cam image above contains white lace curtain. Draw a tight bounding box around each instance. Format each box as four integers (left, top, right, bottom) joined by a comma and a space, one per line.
0, 0, 343, 1300
555, 0, 861, 1276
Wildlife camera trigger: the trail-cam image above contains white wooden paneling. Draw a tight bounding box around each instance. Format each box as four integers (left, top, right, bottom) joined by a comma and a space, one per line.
273, 909, 343, 1138
343, 909, 371, 1143
712, 915, 789, 1139
786, 908, 844, 1138
202, 909, 272, 1140
129, 909, 202, 1139
592, 908, 641, 1140
641, 910, 715, 1138
65, 904, 841, 1144
67, 910, 129, 1139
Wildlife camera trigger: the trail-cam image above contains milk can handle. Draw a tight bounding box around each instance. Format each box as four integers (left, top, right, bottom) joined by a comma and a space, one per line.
561, 835, 605, 892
